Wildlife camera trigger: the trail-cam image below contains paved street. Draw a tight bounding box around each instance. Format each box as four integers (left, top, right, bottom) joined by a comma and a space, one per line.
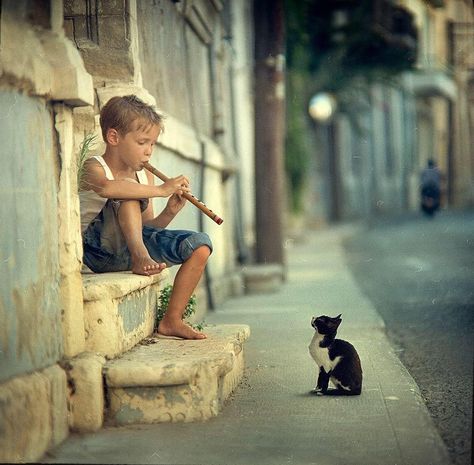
343, 210, 474, 465
44, 224, 451, 465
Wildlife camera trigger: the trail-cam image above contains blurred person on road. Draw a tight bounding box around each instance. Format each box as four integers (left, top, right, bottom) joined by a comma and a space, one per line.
420, 159, 443, 215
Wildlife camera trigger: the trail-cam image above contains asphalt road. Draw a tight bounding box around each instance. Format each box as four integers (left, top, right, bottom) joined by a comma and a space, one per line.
343, 210, 474, 465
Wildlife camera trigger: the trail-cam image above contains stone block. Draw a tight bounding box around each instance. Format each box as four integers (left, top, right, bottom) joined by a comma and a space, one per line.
39, 32, 94, 106
208, 271, 245, 306
98, 15, 128, 49
241, 264, 284, 294
55, 104, 86, 358
230, 271, 246, 297
0, 365, 68, 463
218, 346, 245, 403
62, 353, 106, 433
104, 325, 250, 425
64, 0, 87, 16
96, 85, 157, 109
82, 270, 170, 358
59, 272, 86, 357
98, 0, 126, 16
48, 366, 70, 448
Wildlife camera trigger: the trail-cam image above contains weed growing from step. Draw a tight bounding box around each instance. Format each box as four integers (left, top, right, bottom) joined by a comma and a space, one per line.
156, 284, 205, 332
77, 133, 98, 188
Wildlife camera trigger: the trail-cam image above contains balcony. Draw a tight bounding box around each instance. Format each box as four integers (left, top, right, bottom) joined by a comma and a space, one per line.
406, 68, 457, 100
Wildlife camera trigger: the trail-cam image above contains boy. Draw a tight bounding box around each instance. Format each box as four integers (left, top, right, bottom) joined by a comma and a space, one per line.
80, 95, 212, 340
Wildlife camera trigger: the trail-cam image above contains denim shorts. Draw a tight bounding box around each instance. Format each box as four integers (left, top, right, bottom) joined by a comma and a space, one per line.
82, 199, 213, 273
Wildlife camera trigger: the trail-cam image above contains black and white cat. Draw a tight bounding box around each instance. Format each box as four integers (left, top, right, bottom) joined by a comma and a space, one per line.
308, 314, 362, 395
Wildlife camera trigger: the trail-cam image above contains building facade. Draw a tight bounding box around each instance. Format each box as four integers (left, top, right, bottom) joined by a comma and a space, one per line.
0, 0, 255, 461
308, 0, 473, 223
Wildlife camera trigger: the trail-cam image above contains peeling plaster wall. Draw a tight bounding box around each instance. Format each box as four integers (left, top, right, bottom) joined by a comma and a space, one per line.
137, 0, 214, 136
0, 90, 63, 383
134, 1, 244, 285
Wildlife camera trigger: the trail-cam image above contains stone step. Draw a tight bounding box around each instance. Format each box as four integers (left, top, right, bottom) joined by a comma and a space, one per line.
241, 264, 285, 294
82, 270, 170, 358
103, 324, 250, 425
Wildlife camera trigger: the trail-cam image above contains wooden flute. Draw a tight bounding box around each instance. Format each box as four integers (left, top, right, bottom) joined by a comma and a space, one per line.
144, 162, 224, 225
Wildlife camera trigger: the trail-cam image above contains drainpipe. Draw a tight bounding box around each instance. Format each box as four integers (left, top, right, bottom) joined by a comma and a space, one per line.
182, 5, 216, 310
198, 140, 215, 311
224, 1, 249, 264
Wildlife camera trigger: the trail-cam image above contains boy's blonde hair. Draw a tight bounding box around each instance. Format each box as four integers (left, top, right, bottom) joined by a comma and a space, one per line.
100, 95, 165, 141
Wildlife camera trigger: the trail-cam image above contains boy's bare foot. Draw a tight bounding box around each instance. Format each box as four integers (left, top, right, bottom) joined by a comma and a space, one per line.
157, 318, 207, 340
131, 256, 166, 276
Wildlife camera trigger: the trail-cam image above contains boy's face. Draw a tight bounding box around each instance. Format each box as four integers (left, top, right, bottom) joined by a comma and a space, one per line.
113, 121, 161, 171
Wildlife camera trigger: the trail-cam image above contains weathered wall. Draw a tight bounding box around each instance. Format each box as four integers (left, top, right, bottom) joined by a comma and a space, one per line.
137, 1, 213, 137
0, 90, 62, 382
136, 0, 240, 282
0, 1, 94, 461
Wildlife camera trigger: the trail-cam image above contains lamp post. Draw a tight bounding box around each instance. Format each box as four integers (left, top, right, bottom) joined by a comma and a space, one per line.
308, 92, 340, 222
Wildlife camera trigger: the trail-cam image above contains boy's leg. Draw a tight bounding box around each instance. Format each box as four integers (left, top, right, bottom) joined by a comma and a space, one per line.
158, 245, 211, 339
117, 199, 166, 276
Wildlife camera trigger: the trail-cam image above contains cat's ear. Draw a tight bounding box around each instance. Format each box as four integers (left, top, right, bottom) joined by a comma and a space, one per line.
332, 314, 342, 329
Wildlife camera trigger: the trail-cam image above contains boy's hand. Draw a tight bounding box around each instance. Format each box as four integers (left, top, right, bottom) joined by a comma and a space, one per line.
159, 175, 190, 197
165, 193, 187, 216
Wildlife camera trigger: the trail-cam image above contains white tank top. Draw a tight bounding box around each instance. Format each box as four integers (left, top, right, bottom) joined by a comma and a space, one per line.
79, 156, 148, 232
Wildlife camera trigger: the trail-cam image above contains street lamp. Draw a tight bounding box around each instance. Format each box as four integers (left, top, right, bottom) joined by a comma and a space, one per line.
308, 92, 337, 123
308, 92, 339, 221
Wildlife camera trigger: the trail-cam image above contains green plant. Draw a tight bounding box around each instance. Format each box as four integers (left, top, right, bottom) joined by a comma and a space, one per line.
155, 284, 205, 332
77, 133, 98, 188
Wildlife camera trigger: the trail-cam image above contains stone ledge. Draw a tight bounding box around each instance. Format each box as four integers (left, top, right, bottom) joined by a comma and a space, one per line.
82, 269, 170, 302
0, 7, 93, 106
82, 270, 171, 358
105, 324, 249, 387
241, 264, 285, 294
104, 324, 250, 425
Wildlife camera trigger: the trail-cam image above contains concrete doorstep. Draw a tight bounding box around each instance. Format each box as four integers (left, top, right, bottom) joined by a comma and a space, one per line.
54, 271, 250, 437
103, 324, 250, 425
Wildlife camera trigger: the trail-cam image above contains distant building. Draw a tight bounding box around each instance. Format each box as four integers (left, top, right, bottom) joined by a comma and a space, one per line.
307, 0, 473, 222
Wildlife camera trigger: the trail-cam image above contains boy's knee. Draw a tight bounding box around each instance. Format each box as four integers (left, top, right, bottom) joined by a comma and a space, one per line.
195, 244, 211, 259
186, 232, 212, 262
190, 246, 211, 268
194, 232, 212, 254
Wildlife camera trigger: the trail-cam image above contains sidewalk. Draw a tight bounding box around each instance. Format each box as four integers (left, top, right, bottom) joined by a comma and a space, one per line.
43, 225, 451, 465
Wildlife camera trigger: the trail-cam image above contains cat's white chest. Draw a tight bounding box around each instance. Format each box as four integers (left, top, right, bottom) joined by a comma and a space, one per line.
309, 332, 340, 372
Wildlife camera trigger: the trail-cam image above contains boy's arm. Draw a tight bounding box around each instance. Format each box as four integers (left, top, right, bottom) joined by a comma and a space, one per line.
143, 206, 178, 229
82, 159, 188, 200
142, 170, 187, 229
